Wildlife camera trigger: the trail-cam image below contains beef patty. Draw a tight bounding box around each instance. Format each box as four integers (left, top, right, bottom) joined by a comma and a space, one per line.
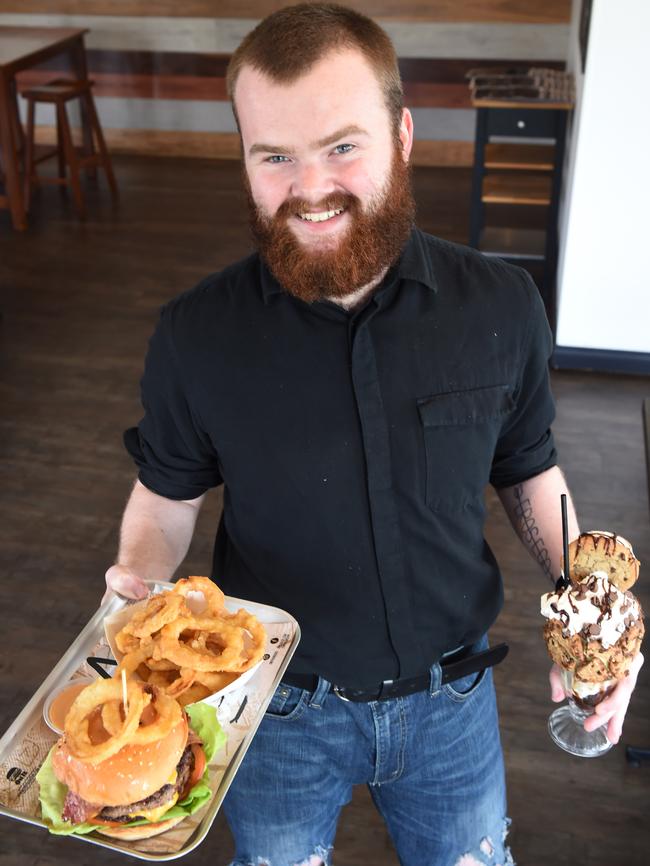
96, 744, 195, 823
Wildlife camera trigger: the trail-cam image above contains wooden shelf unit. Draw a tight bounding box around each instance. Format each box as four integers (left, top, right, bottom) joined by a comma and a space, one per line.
481, 173, 552, 205
468, 101, 571, 330
483, 143, 555, 171
479, 227, 546, 260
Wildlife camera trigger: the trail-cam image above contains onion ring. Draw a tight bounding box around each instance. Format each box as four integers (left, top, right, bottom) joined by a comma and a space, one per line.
101, 685, 182, 744
172, 576, 226, 614
193, 670, 239, 691
116, 646, 151, 677
162, 668, 197, 698
159, 615, 246, 672
114, 629, 143, 655
118, 593, 189, 641
109, 576, 266, 704
65, 678, 150, 764
175, 683, 212, 707
146, 669, 177, 688
218, 609, 268, 673
100, 700, 124, 737
144, 656, 180, 672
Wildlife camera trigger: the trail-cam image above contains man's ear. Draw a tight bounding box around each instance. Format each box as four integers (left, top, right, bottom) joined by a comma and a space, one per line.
398, 108, 414, 163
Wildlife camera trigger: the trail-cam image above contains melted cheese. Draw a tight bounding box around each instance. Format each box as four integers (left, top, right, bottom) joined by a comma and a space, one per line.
130, 771, 179, 822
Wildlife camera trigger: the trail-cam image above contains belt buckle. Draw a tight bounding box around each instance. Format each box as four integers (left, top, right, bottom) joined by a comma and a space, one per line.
332, 684, 351, 702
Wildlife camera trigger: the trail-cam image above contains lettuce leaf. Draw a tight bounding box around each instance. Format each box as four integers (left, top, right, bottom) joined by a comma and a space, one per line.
186, 701, 226, 763
37, 702, 225, 836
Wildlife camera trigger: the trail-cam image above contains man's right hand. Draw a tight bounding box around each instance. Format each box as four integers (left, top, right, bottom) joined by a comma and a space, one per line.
103, 564, 149, 605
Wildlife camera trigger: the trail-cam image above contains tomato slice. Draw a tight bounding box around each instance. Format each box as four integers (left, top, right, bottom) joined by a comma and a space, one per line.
181, 744, 206, 799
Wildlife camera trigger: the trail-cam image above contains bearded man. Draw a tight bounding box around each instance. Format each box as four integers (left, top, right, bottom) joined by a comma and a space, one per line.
105, 5, 640, 866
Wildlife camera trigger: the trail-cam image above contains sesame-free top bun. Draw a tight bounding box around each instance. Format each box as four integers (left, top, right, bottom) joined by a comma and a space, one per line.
51, 716, 188, 807
94, 814, 186, 841
567, 531, 640, 591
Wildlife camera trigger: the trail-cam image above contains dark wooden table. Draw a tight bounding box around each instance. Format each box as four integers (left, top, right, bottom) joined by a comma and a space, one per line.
0, 26, 89, 230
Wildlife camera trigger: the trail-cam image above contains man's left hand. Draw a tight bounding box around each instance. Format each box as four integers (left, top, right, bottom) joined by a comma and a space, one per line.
549, 652, 644, 744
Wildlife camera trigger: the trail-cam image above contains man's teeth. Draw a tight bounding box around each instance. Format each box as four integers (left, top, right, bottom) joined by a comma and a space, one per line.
298, 208, 344, 222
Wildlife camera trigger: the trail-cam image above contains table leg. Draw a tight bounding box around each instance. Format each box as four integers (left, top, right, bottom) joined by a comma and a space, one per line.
0, 71, 27, 230
68, 36, 96, 178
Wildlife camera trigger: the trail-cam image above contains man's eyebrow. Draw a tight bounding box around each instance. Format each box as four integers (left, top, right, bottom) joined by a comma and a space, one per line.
249, 142, 294, 157
248, 125, 369, 158
313, 125, 369, 149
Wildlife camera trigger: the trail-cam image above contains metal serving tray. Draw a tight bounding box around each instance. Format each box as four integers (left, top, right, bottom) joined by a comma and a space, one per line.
0, 582, 300, 860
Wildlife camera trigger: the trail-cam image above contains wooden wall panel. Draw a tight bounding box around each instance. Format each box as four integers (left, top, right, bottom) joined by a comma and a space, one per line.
33, 125, 475, 165
3, 3, 570, 166
15, 51, 564, 109
0, 1, 572, 24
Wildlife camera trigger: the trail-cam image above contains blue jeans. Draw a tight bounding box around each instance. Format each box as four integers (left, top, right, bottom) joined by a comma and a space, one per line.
223, 642, 513, 866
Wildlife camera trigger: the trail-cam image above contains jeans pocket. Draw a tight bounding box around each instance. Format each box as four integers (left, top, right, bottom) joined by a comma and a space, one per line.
264, 683, 308, 722
442, 667, 487, 702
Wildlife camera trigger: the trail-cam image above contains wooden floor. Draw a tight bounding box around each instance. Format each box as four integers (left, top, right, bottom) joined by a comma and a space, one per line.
1, 156, 649, 866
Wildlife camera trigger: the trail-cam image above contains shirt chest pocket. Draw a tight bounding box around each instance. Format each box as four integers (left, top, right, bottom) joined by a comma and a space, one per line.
417, 385, 514, 511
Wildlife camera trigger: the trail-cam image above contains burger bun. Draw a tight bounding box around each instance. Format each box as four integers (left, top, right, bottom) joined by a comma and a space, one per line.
52, 716, 188, 806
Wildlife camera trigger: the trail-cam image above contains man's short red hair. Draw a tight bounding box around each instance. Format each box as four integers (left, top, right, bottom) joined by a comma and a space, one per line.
227, 3, 404, 134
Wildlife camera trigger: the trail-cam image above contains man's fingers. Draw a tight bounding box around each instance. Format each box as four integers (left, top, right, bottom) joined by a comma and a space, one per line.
104, 564, 149, 601
592, 653, 643, 718
581, 653, 644, 742
548, 664, 565, 702
584, 707, 614, 732
584, 704, 625, 743
606, 705, 627, 744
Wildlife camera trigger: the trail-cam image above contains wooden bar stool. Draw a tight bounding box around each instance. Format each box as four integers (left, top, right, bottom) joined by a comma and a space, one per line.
22, 78, 118, 219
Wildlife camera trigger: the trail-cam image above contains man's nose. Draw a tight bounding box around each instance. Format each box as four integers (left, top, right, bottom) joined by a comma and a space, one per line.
290, 162, 335, 202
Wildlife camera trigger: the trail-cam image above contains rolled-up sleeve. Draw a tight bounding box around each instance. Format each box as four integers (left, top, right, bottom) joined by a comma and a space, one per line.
124, 305, 223, 500
490, 274, 557, 489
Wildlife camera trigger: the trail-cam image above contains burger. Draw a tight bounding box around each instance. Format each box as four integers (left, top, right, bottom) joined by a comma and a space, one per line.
37, 678, 224, 840
51, 704, 197, 839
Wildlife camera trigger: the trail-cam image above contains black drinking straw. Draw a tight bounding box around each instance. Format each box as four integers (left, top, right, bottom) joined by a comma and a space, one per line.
556, 493, 570, 590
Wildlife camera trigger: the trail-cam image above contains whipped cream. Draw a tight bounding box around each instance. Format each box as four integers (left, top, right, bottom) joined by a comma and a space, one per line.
541, 571, 640, 649
571, 676, 617, 698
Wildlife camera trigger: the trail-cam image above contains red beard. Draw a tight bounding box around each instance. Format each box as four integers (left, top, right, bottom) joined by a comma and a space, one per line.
246, 148, 415, 304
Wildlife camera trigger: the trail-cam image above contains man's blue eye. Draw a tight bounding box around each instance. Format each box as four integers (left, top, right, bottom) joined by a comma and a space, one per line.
333, 143, 354, 155
267, 155, 289, 164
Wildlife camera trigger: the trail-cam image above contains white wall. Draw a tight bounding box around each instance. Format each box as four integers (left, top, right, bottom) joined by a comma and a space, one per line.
556, 0, 650, 354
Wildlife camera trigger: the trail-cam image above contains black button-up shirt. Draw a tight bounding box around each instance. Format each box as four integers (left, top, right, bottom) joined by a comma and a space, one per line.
125, 228, 557, 688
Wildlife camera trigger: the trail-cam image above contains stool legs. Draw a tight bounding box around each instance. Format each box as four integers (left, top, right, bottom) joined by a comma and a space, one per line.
57, 101, 86, 219
21, 80, 117, 220
83, 90, 118, 200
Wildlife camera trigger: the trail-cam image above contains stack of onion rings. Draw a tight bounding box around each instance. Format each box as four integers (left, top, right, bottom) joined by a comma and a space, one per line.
114, 577, 266, 705
64, 678, 182, 765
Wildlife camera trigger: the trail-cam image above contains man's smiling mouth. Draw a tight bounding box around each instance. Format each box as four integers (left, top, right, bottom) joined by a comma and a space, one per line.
297, 207, 345, 222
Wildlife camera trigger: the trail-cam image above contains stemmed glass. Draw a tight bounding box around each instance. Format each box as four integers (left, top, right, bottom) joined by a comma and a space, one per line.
547, 668, 613, 757
547, 495, 613, 757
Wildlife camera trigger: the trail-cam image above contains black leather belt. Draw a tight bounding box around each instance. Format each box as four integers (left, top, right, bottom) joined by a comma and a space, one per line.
282, 643, 508, 702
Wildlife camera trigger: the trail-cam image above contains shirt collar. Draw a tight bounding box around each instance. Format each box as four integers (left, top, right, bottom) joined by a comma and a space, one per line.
398, 227, 438, 293
260, 226, 438, 304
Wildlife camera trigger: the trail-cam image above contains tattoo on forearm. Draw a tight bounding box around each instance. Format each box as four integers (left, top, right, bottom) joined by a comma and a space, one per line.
513, 484, 553, 580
